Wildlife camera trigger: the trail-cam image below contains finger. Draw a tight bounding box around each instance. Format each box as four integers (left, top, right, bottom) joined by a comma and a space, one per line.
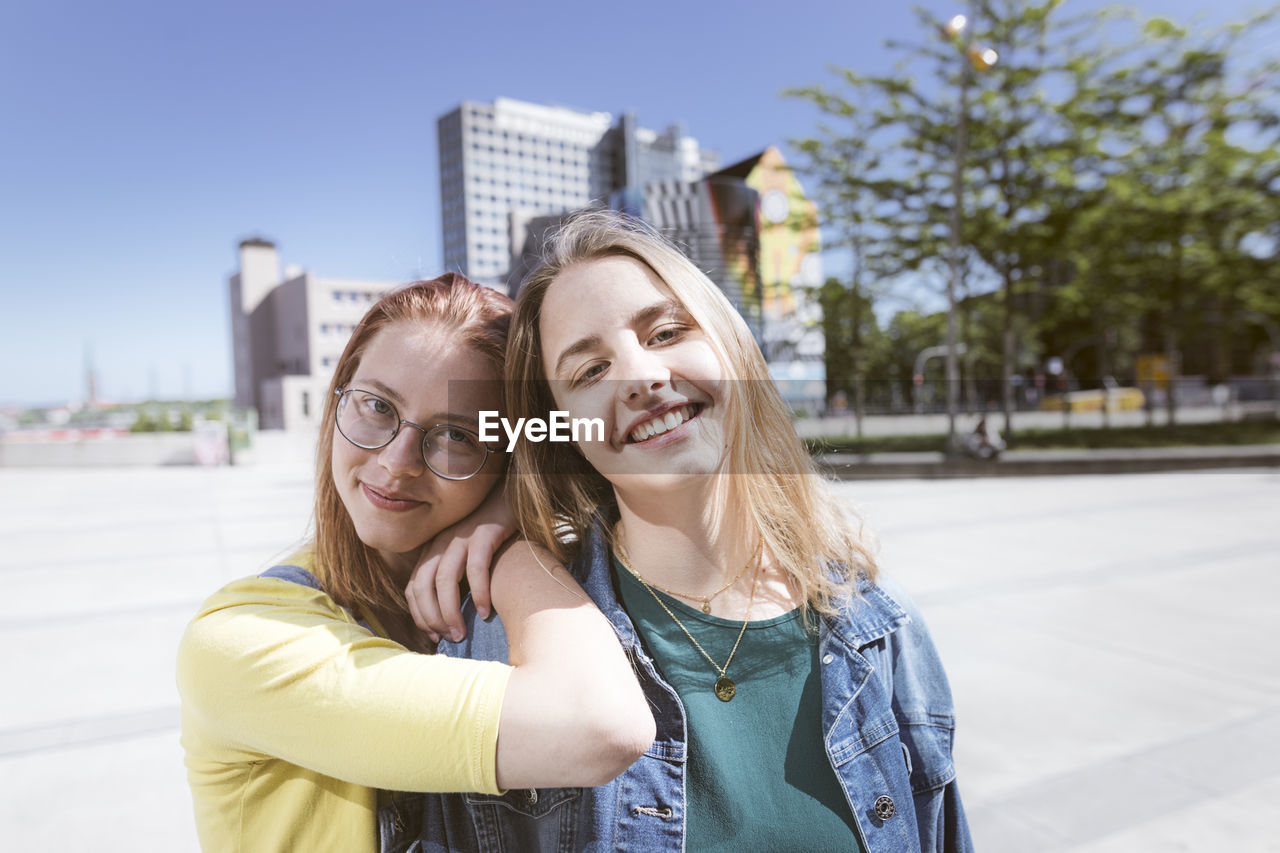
435, 540, 468, 641
415, 523, 455, 576
467, 542, 494, 621
404, 579, 439, 642
404, 576, 440, 643
409, 565, 448, 639
407, 544, 448, 631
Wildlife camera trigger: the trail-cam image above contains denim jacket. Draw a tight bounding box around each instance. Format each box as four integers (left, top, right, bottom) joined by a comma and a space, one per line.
382, 524, 972, 853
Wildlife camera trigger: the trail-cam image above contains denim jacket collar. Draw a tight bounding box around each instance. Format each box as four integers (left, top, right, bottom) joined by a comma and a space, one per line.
825, 580, 911, 649
572, 519, 642, 649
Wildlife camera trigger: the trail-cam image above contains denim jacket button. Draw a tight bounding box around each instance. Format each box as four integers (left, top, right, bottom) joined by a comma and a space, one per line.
822, 653, 834, 665
873, 795, 897, 820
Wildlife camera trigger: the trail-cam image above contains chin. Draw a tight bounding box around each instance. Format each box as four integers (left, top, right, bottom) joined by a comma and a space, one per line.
353, 520, 432, 559
610, 463, 720, 492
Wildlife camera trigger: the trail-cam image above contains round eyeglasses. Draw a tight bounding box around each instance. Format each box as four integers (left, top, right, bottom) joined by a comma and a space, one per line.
333, 388, 496, 481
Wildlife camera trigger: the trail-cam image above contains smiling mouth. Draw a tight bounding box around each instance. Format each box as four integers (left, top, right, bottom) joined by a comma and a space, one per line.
627, 403, 703, 444
362, 483, 422, 511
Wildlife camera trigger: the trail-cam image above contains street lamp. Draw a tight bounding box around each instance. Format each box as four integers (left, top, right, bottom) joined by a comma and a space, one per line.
941, 7, 997, 454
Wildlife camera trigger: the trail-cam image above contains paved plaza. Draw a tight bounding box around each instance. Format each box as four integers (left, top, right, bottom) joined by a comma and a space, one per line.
1, 459, 1277, 851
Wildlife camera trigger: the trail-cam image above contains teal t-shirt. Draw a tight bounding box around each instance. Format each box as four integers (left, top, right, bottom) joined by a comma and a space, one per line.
615, 557, 865, 852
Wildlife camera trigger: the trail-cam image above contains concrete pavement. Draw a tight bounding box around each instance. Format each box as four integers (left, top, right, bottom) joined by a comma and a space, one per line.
850, 471, 1280, 851
1, 461, 1277, 851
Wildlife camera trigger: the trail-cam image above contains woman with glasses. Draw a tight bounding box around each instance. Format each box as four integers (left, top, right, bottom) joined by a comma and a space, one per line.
410, 213, 971, 852
176, 274, 653, 853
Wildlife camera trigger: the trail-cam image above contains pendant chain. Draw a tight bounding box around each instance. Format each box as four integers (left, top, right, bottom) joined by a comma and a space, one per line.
622, 540, 760, 614
614, 537, 761, 701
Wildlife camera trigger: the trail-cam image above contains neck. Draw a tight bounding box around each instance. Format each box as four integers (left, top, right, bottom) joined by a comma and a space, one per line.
612, 478, 802, 619
378, 549, 415, 588
613, 478, 753, 594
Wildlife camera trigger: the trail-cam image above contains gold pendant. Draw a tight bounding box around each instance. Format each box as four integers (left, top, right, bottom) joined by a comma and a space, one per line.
701, 600, 711, 614
714, 676, 736, 702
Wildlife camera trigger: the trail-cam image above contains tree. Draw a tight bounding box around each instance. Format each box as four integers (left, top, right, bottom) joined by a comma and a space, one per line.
788, 1, 1280, 433
789, 0, 1103, 435
810, 276, 885, 431
1068, 8, 1280, 424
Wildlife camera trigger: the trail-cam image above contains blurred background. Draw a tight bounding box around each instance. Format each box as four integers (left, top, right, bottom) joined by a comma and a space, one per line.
3, 0, 1277, 444
2, 0, 1278, 850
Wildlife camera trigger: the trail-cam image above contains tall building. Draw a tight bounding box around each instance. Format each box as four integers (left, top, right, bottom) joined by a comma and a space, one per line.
437, 97, 719, 287
229, 239, 396, 431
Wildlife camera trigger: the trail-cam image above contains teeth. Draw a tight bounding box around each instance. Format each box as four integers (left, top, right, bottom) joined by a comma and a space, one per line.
630, 405, 694, 443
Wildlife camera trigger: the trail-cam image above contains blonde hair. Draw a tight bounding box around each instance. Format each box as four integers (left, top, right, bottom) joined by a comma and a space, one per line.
313, 273, 512, 650
506, 210, 877, 616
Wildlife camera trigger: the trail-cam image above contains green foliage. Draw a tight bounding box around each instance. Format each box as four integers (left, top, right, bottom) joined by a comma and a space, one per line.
129, 407, 195, 432
130, 411, 163, 433
787, 0, 1280, 422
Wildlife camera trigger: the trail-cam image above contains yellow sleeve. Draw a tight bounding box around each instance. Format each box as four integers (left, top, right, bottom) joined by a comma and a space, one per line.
176, 575, 511, 794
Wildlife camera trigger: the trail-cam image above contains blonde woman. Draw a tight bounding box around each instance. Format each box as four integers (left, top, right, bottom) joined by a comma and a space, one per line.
176, 274, 653, 852
411, 212, 971, 852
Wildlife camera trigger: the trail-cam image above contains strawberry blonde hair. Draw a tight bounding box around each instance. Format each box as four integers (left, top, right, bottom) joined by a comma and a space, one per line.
312, 273, 512, 649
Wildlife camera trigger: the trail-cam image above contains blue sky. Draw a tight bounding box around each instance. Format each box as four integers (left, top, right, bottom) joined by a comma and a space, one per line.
1, 0, 1273, 407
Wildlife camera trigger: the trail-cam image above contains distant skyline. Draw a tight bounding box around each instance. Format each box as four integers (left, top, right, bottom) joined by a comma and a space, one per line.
2, 0, 1274, 407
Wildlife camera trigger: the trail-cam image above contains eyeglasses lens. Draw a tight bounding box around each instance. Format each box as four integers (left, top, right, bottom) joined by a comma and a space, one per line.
424, 427, 488, 479
337, 390, 488, 480
337, 390, 398, 447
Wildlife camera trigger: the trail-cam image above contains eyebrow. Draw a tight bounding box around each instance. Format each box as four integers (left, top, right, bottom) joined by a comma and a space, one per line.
552, 298, 685, 379
437, 411, 482, 429
348, 378, 482, 428
358, 378, 404, 405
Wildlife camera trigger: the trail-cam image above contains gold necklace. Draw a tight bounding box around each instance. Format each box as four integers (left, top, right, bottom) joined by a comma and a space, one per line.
617, 539, 761, 614
615, 543, 761, 702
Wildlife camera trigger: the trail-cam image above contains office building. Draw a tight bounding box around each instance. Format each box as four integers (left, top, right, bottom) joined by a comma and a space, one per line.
229, 238, 395, 431
437, 97, 719, 287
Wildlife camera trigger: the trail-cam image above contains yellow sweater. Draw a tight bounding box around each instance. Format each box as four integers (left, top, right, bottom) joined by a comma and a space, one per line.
176, 553, 511, 852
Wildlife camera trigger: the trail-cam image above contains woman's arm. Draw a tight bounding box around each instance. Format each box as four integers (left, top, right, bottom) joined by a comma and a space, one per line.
177, 547, 652, 794
487, 539, 655, 789
177, 576, 514, 793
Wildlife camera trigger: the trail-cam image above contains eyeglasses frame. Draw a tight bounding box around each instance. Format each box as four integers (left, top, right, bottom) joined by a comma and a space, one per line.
332, 387, 497, 481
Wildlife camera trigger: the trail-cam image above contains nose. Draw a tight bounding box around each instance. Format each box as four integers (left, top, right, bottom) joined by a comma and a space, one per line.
379, 425, 426, 477
615, 339, 670, 401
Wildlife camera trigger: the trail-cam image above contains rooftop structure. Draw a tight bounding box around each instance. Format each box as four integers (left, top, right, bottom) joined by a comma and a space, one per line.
229, 239, 396, 431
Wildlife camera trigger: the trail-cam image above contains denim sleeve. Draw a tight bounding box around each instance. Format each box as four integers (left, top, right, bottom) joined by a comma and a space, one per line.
875, 578, 974, 853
